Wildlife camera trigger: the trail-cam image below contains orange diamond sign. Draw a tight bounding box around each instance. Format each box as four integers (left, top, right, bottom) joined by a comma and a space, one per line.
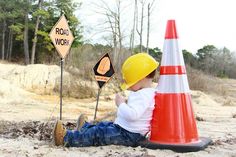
49, 15, 74, 58
93, 53, 115, 89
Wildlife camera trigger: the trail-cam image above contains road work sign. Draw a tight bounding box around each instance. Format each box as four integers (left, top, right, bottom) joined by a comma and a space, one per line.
49, 15, 74, 58
49, 14, 74, 120
93, 53, 115, 88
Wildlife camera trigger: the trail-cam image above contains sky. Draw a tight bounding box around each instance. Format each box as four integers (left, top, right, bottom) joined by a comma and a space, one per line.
77, 0, 236, 54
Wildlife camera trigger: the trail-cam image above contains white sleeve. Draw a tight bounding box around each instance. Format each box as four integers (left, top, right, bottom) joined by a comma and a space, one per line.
116, 92, 150, 121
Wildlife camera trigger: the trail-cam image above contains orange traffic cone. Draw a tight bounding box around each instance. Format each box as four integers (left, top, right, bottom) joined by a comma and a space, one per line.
151, 19, 198, 143
139, 20, 211, 152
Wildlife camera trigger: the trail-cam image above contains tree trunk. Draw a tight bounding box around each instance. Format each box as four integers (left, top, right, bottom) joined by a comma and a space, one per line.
31, 0, 43, 64
146, 3, 150, 54
24, 12, 30, 65
9, 31, 13, 61
117, 0, 121, 66
113, 21, 118, 67
136, 0, 144, 53
1, 19, 6, 60
6, 28, 12, 59
117, 0, 122, 50
106, 12, 118, 67
130, 0, 137, 54
140, 3, 144, 53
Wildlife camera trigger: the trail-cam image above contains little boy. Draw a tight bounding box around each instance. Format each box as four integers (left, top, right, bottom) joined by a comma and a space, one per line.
53, 53, 159, 147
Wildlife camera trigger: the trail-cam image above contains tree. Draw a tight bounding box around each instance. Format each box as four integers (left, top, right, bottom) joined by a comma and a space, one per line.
0, 0, 10, 60
134, 0, 156, 53
195, 45, 236, 78
196, 45, 218, 73
92, 0, 125, 67
148, 47, 162, 62
133, 44, 146, 54
215, 47, 233, 77
0, 0, 83, 64
1, 18, 6, 60
5, 1, 21, 61
146, 0, 155, 54
33, 0, 83, 63
182, 49, 197, 67
227, 53, 236, 78
130, 0, 137, 53
196, 45, 217, 61
136, 0, 146, 53
31, 0, 44, 64
8, 23, 23, 61
55, 0, 82, 47
23, 0, 32, 65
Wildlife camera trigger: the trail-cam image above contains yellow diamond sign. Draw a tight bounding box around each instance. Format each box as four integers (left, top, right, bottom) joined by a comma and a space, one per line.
49, 15, 74, 58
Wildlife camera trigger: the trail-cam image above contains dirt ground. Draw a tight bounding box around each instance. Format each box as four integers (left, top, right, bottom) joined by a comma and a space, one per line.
0, 63, 236, 157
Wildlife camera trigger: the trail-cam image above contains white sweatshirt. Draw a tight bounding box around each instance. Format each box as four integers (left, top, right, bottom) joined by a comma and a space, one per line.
114, 88, 156, 135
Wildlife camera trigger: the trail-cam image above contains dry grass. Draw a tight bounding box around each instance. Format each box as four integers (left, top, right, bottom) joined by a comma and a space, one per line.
63, 65, 121, 99
53, 75, 96, 99
187, 66, 236, 107
223, 99, 233, 106
187, 65, 226, 95
61, 65, 232, 99
0, 91, 4, 97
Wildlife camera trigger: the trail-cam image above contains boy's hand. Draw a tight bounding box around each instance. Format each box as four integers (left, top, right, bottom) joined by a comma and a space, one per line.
115, 94, 126, 107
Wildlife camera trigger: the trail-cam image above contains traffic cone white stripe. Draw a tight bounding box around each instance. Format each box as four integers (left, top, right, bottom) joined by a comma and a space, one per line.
161, 39, 185, 66
157, 75, 190, 93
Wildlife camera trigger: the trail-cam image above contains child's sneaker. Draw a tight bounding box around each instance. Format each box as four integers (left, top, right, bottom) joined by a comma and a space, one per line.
53, 120, 66, 146
75, 114, 88, 131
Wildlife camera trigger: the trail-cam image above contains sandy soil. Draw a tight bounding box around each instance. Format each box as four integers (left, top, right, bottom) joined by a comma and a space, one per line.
0, 63, 236, 157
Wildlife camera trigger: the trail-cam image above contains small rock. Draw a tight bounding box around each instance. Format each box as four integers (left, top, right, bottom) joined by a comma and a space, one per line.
196, 116, 205, 121
34, 145, 39, 149
232, 114, 236, 118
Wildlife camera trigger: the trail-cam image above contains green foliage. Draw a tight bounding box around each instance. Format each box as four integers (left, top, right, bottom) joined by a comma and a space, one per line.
148, 47, 162, 62
132, 46, 162, 63
133, 45, 146, 54
196, 45, 217, 61
182, 49, 197, 67
9, 23, 24, 34
32, 9, 50, 19
0, 0, 83, 63
51, 0, 82, 47
194, 45, 236, 79
37, 30, 54, 51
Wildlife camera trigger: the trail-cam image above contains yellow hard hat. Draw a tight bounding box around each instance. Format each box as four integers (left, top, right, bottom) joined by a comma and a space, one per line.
121, 53, 159, 90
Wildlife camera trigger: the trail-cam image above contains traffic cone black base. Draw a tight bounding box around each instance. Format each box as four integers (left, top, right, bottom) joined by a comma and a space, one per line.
138, 137, 212, 152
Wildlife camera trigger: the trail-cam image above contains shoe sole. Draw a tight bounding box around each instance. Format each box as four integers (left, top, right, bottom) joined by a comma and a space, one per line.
76, 114, 88, 131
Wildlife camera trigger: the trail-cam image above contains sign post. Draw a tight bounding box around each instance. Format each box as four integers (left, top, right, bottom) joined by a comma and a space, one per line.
93, 88, 101, 122
93, 53, 115, 121
60, 58, 63, 120
49, 15, 74, 120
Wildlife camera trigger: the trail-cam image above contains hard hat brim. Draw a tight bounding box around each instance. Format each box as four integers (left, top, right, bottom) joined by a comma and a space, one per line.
120, 82, 135, 91
120, 79, 138, 90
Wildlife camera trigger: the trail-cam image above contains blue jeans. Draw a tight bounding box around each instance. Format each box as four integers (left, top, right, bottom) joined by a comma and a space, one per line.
63, 121, 145, 147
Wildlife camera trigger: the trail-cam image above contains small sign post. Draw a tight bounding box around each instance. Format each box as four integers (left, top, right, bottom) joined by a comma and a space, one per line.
93, 53, 115, 121
49, 15, 74, 120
